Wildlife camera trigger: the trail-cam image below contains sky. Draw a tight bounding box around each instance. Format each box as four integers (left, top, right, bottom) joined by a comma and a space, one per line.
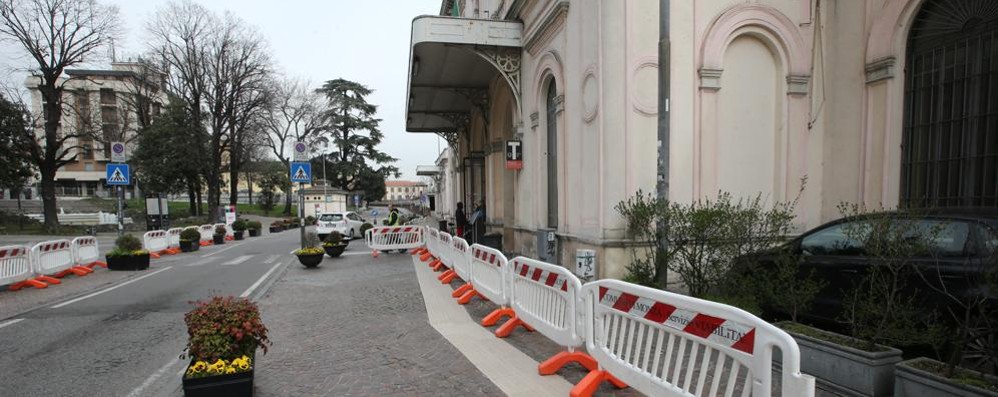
1, 0, 444, 180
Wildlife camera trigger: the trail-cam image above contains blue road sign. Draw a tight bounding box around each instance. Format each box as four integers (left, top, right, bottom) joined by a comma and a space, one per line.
290, 162, 312, 183
106, 164, 130, 185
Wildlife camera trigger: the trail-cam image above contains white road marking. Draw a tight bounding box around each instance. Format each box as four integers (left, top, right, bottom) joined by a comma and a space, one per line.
202, 241, 246, 257
0, 318, 24, 329
340, 251, 372, 257
263, 254, 279, 264
221, 255, 253, 266
185, 257, 216, 267
50, 267, 173, 309
126, 357, 184, 397
240, 260, 285, 298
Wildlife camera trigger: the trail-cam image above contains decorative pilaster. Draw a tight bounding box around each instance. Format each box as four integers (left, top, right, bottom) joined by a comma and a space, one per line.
787, 75, 810, 96
698, 68, 723, 91
865, 57, 896, 84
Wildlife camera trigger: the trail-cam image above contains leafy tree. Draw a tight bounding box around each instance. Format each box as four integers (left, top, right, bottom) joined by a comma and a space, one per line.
132, 98, 207, 214
257, 162, 289, 215
315, 79, 399, 194
0, 0, 121, 231
0, 95, 35, 206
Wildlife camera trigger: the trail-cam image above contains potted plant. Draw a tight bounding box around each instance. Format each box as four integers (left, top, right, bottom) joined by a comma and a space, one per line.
322, 231, 349, 258
293, 232, 324, 268
231, 220, 247, 241
106, 234, 151, 271
269, 221, 283, 233
359, 222, 374, 238
305, 215, 316, 226
247, 221, 262, 237
212, 225, 226, 245
180, 229, 201, 252
181, 296, 270, 397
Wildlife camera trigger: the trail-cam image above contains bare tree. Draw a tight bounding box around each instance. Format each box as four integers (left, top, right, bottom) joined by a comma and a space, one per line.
262, 77, 324, 215
0, 0, 121, 231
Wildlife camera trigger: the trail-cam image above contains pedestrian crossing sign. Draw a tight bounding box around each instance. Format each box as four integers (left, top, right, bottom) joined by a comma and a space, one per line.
290, 162, 312, 183
106, 164, 130, 186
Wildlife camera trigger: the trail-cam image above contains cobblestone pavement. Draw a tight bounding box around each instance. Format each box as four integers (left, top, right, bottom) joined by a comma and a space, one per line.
253, 248, 503, 396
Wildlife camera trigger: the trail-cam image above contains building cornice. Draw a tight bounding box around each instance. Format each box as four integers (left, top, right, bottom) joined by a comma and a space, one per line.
523, 1, 569, 56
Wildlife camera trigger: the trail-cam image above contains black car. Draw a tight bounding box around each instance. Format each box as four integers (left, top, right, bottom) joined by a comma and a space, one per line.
739, 208, 998, 325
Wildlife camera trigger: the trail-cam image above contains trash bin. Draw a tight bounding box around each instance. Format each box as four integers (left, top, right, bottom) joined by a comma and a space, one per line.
438, 220, 449, 234
481, 232, 502, 251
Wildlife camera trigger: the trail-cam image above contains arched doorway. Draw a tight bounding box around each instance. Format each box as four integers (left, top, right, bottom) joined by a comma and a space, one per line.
901, 0, 998, 208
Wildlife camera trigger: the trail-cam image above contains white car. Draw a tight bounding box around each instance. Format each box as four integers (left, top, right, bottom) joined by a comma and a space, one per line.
316, 212, 367, 240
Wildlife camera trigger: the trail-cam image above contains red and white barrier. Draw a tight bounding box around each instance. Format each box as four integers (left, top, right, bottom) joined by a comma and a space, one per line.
1, 245, 45, 290
577, 279, 815, 397
198, 225, 214, 246
72, 237, 106, 269
468, 244, 518, 328
166, 228, 184, 253
435, 232, 455, 279
32, 239, 91, 278
450, 237, 479, 303
365, 226, 425, 255
143, 230, 170, 258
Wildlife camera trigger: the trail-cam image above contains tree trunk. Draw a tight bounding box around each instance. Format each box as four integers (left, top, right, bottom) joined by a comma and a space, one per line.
187, 179, 197, 216
39, 169, 58, 232
283, 189, 292, 215
196, 188, 203, 217
247, 170, 253, 205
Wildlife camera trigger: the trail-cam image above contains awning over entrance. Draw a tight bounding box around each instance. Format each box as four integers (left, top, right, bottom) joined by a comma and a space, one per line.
415, 165, 441, 176
405, 16, 522, 135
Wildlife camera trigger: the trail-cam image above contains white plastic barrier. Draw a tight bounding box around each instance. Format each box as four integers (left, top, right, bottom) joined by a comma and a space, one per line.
72, 236, 106, 268
0, 245, 39, 289
426, 228, 439, 256
468, 244, 509, 306
198, 225, 214, 244
143, 230, 169, 255
436, 232, 453, 268
32, 239, 84, 277
365, 226, 425, 252
451, 236, 470, 283
167, 228, 184, 250
506, 256, 584, 347
579, 279, 815, 397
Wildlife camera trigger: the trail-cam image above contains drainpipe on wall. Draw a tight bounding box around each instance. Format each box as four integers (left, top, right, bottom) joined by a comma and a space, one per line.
656, 0, 671, 288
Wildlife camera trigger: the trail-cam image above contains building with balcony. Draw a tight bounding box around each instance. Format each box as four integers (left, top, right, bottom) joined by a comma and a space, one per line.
407, 0, 997, 279
23, 61, 168, 199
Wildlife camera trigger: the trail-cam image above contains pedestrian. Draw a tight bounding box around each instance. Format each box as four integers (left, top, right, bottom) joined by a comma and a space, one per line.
455, 202, 467, 238
388, 205, 401, 226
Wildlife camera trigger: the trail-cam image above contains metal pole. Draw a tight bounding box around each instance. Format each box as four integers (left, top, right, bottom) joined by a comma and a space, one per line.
298, 182, 305, 248
656, 0, 671, 288
117, 186, 124, 238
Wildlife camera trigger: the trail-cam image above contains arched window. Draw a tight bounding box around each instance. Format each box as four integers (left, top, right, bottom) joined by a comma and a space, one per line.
545, 78, 559, 229
901, 0, 998, 207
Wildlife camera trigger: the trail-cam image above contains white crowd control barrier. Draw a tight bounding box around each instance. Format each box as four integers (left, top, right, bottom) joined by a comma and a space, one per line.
1, 245, 45, 290
32, 239, 88, 277
426, 228, 439, 256
436, 232, 457, 282
143, 230, 170, 258
468, 244, 517, 327
72, 237, 106, 269
450, 237, 478, 303
578, 279, 815, 397
365, 226, 425, 252
198, 225, 214, 245
167, 228, 184, 251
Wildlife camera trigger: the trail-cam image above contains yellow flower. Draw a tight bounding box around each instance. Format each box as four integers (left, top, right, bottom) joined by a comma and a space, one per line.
225, 367, 236, 374
238, 362, 250, 370
191, 361, 207, 372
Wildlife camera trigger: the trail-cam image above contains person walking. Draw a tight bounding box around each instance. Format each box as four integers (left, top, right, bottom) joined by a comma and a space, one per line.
455, 202, 467, 238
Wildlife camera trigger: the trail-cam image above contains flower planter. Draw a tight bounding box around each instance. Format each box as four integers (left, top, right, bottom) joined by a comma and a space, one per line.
213, 235, 225, 245
895, 358, 998, 397
323, 243, 348, 258
180, 240, 199, 252
233, 231, 244, 241
296, 253, 324, 268
779, 322, 902, 396
248, 229, 260, 237
182, 366, 253, 397
269, 226, 282, 233
106, 253, 151, 271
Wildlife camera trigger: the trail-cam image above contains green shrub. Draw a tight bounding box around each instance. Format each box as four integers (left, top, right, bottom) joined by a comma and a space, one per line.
115, 234, 143, 251
248, 221, 262, 230
180, 228, 201, 241
323, 231, 343, 246
305, 215, 316, 225
359, 223, 374, 236
182, 296, 270, 362
214, 225, 227, 236
231, 219, 247, 232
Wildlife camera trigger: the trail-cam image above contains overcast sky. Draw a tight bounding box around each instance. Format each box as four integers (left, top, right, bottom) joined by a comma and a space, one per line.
1, 0, 443, 180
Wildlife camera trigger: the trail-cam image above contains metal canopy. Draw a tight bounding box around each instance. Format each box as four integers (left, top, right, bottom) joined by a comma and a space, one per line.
415, 165, 441, 176
406, 16, 523, 135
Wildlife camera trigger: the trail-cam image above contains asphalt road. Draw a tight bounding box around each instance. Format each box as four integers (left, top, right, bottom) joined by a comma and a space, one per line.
0, 228, 301, 397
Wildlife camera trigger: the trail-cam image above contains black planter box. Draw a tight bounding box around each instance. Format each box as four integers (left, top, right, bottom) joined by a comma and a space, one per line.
269, 226, 282, 233
182, 368, 253, 397
213, 235, 225, 245
106, 253, 151, 271
234, 231, 244, 241
180, 240, 199, 252
248, 229, 260, 237
296, 253, 324, 268
323, 243, 347, 257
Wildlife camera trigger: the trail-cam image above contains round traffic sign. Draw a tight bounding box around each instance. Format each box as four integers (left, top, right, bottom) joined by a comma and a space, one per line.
112, 143, 125, 154
295, 142, 307, 153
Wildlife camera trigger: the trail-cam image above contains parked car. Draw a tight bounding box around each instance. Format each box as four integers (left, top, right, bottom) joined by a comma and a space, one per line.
316, 212, 367, 240
734, 208, 998, 325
